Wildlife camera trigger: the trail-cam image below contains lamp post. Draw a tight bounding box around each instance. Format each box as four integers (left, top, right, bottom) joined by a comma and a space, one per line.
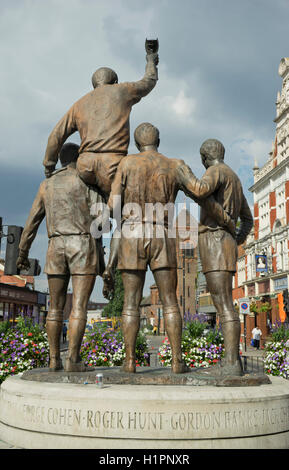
178, 246, 195, 324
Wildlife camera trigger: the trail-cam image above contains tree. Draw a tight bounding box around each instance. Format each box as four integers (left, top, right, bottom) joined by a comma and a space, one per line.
102, 269, 124, 318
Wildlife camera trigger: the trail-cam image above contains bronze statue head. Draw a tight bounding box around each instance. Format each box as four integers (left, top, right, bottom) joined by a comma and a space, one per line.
134, 122, 160, 151
59, 143, 80, 167
200, 139, 225, 168
91, 67, 118, 88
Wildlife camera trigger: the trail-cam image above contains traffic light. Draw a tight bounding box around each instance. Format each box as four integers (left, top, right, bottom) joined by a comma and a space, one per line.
4, 225, 41, 276
4, 225, 23, 275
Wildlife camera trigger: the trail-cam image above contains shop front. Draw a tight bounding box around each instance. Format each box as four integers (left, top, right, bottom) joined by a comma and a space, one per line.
0, 283, 47, 325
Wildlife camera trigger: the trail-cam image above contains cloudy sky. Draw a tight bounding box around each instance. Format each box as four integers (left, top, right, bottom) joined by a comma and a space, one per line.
0, 0, 287, 300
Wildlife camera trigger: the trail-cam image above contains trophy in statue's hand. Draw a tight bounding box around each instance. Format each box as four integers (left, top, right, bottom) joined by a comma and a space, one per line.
145, 38, 159, 76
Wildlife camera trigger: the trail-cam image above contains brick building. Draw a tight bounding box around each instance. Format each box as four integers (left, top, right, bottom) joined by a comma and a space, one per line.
0, 260, 34, 289
140, 284, 165, 334
233, 56, 289, 348
0, 260, 47, 325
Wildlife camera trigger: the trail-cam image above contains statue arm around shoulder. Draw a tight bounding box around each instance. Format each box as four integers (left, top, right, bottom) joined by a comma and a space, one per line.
177, 161, 219, 199
177, 162, 235, 235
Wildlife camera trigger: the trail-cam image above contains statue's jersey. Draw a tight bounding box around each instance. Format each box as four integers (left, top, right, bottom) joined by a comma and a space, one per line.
107, 151, 238, 271
43, 61, 157, 171
18, 166, 104, 275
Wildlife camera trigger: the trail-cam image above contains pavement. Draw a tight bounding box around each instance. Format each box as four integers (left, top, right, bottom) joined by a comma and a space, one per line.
241, 345, 265, 357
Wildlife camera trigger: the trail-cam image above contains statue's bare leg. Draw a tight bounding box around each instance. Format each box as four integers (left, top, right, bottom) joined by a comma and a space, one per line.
65, 274, 96, 372
205, 271, 243, 376
121, 270, 146, 373
153, 268, 187, 374
46, 274, 70, 371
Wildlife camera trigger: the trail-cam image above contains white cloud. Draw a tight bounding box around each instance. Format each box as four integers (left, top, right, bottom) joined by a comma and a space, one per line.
172, 90, 196, 119
232, 136, 273, 168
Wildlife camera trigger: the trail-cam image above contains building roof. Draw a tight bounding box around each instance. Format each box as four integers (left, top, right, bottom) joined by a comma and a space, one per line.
0, 262, 35, 288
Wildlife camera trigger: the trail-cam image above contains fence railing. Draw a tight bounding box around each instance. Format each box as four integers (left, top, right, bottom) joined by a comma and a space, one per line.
241, 355, 265, 374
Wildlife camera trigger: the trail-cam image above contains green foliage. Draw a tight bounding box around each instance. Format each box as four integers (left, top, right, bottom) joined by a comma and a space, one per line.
102, 269, 124, 318
0, 320, 11, 335
135, 329, 150, 366
15, 316, 43, 336
250, 301, 272, 314
259, 302, 272, 313
204, 327, 224, 346
250, 302, 258, 314
183, 320, 208, 339
146, 324, 153, 331
270, 322, 289, 342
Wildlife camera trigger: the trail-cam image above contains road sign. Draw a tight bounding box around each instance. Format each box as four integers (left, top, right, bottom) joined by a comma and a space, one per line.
239, 298, 250, 314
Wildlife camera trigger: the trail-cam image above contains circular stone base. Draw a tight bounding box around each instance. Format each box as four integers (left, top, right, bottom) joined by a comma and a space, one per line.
1, 372, 289, 449
21, 365, 271, 387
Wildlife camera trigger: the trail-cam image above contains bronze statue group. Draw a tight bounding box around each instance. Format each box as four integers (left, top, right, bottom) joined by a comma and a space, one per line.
17, 41, 253, 377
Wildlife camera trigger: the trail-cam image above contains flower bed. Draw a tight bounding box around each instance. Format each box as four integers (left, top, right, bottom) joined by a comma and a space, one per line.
264, 340, 289, 379
80, 325, 150, 367
0, 319, 49, 384
158, 336, 224, 369
0, 317, 151, 384
80, 325, 125, 367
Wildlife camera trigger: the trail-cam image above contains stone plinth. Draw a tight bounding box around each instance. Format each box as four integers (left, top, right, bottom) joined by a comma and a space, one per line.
1, 370, 289, 449
21, 366, 271, 387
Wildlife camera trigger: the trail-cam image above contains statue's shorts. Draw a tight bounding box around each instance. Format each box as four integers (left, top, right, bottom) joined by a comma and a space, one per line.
198, 228, 237, 274
76, 151, 125, 198
117, 223, 177, 271
44, 234, 101, 275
